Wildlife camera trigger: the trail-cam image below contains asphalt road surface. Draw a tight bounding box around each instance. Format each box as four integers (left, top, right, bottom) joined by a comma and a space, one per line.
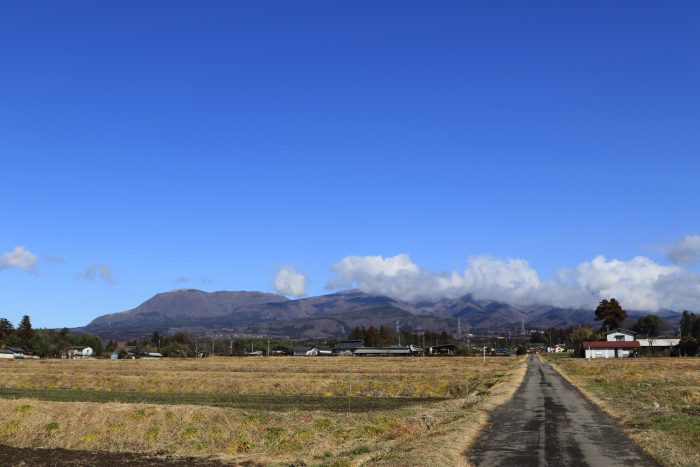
469, 355, 659, 467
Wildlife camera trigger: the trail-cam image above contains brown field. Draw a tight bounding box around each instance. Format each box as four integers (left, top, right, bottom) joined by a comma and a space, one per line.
546, 355, 700, 467
0, 356, 526, 466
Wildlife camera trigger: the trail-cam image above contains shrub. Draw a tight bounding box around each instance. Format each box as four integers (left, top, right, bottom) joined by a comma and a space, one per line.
14, 404, 32, 415
44, 421, 60, 436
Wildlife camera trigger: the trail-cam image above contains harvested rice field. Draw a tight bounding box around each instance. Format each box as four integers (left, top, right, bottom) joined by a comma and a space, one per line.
0, 356, 526, 465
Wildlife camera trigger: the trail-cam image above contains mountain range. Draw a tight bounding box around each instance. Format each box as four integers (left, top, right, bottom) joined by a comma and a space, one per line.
79, 289, 682, 339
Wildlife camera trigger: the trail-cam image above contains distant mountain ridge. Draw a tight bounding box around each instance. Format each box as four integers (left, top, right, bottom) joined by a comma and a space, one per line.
81, 288, 680, 339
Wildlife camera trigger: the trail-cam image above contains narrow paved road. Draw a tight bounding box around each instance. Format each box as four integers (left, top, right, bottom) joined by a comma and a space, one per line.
469, 355, 658, 467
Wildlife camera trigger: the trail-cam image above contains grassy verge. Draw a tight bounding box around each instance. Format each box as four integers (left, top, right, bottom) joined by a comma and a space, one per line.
546, 356, 700, 467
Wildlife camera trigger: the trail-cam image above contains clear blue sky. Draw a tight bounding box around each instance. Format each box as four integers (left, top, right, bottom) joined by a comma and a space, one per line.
1, 1, 699, 327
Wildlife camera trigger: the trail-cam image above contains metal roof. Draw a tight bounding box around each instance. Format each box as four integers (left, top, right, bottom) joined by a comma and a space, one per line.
582, 341, 640, 348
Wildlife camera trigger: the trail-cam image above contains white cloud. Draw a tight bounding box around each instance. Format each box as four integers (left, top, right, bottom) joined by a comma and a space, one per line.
326, 252, 700, 311
666, 235, 700, 265
573, 256, 679, 310
0, 246, 38, 274
76, 265, 117, 284
176, 276, 190, 284
274, 266, 308, 297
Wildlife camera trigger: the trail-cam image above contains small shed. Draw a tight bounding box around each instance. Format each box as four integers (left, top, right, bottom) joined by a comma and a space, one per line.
0, 349, 15, 359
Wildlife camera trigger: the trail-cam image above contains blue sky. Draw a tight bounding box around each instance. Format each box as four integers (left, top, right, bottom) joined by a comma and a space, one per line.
1, 1, 699, 327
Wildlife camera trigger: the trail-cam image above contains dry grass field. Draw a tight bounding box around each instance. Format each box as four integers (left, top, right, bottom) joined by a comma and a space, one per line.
546, 356, 700, 467
0, 356, 526, 466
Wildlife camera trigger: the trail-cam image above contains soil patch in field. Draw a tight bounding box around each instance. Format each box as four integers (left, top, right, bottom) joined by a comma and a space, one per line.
0, 387, 442, 412
0, 444, 235, 466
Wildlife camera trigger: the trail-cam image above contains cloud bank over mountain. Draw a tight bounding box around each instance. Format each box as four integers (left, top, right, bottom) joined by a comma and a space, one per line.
326, 237, 700, 311
274, 266, 308, 297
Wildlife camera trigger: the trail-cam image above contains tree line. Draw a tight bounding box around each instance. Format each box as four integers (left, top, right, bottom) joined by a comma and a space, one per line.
348, 325, 452, 347
0, 314, 103, 357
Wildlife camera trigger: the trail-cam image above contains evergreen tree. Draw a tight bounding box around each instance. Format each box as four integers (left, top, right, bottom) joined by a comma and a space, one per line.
16, 315, 33, 342
0, 318, 14, 338
366, 326, 379, 347
680, 310, 697, 338
594, 298, 627, 332
633, 315, 662, 338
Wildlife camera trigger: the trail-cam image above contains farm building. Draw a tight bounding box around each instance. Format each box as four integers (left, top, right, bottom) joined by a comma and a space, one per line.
426, 344, 458, 355
98, 351, 119, 359
583, 341, 640, 358
583, 329, 639, 358
333, 340, 364, 355
353, 345, 424, 357
271, 346, 294, 356
305, 345, 333, 356
0, 349, 15, 359
64, 346, 94, 359
142, 352, 163, 359
637, 338, 681, 355
5, 347, 26, 358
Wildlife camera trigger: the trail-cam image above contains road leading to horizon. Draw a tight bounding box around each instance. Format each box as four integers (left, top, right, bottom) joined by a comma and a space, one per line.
469, 355, 659, 467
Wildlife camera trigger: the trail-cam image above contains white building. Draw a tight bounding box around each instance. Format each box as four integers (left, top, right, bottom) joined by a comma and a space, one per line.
637, 338, 680, 348
583, 329, 640, 359
64, 346, 93, 359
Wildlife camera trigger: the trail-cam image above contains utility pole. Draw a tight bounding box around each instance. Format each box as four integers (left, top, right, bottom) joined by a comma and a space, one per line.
195, 340, 198, 358
458, 317, 462, 340
212, 337, 215, 357
230, 336, 233, 356
267, 338, 270, 357
396, 320, 401, 346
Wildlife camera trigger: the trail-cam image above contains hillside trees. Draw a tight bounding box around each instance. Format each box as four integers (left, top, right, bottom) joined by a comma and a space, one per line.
0, 314, 103, 357
594, 298, 627, 332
